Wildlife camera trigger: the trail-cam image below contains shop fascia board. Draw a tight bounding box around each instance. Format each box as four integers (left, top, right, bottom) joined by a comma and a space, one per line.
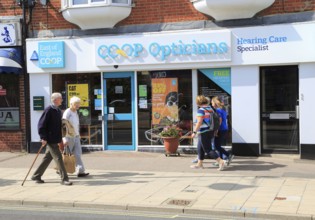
191, 0, 275, 21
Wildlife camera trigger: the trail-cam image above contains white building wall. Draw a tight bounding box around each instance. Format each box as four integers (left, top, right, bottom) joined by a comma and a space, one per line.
231, 66, 260, 145
299, 63, 315, 144
29, 73, 51, 141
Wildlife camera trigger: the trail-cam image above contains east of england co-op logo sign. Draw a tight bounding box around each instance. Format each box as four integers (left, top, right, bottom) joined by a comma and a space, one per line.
37, 41, 65, 68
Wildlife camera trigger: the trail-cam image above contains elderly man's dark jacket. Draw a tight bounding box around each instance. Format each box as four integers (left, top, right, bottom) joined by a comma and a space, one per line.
38, 105, 62, 144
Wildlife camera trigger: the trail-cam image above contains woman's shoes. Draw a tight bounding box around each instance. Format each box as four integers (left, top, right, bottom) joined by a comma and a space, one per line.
218, 160, 226, 171
192, 158, 198, 163
190, 164, 204, 169
227, 154, 235, 166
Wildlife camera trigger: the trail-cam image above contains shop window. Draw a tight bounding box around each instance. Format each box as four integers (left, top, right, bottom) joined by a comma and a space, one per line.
69, 0, 130, 6
52, 73, 102, 146
198, 68, 232, 147
0, 74, 20, 130
112, 0, 129, 4
73, 0, 88, 5
137, 70, 193, 146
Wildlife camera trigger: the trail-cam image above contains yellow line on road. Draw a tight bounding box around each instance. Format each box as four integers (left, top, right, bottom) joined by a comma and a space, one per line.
0, 205, 236, 220
0, 205, 178, 219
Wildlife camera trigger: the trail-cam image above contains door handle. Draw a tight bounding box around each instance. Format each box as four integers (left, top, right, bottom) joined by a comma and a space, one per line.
296, 105, 299, 119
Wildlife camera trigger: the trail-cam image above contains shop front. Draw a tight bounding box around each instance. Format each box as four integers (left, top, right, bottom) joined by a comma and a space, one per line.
0, 21, 26, 152
26, 22, 315, 159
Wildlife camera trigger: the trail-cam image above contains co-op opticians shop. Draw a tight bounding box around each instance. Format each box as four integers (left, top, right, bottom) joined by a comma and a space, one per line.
26, 21, 315, 159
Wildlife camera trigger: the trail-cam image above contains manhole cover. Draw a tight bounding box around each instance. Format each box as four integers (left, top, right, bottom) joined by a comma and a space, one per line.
167, 199, 192, 206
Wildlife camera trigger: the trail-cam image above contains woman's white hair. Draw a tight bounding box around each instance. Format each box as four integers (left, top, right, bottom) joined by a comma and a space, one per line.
51, 93, 62, 102
70, 96, 81, 105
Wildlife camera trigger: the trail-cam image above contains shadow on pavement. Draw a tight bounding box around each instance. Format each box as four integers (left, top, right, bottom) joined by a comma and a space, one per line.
76, 172, 153, 186
209, 182, 256, 191
222, 159, 287, 171
0, 178, 18, 186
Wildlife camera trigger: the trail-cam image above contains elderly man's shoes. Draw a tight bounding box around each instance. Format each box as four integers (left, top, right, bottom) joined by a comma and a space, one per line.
61, 180, 73, 186
31, 176, 45, 184
77, 172, 89, 177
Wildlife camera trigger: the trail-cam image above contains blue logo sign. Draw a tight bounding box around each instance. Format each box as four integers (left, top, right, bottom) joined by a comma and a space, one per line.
38, 41, 65, 68
1, 26, 12, 44
0, 24, 16, 46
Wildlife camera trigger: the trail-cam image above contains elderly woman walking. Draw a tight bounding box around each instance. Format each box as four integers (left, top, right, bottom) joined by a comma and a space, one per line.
62, 96, 89, 177
190, 95, 226, 170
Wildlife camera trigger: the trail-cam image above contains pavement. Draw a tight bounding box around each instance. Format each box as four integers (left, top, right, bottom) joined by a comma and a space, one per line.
0, 150, 315, 219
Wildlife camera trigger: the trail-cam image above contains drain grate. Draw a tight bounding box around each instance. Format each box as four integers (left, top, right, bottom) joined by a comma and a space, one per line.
167, 199, 192, 206
274, 197, 287, 200
183, 189, 197, 193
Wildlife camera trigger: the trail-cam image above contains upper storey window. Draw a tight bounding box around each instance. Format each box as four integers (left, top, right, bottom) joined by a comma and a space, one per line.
191, 0, 275, 21
68, 0, 129, 6
61, 0, 132, 30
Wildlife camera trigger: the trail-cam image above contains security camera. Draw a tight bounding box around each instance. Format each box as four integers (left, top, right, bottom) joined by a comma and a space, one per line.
114, 65, 118, 69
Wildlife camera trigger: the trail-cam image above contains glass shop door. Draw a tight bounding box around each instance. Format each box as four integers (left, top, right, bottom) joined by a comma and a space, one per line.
103, 72, 135, 151
260, 66, 299, 153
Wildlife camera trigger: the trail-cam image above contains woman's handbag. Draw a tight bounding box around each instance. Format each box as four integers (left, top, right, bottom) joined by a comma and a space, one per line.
62, 146, 76, 174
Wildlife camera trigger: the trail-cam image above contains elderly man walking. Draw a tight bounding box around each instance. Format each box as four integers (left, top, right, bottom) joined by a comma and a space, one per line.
31, 93, 73, 186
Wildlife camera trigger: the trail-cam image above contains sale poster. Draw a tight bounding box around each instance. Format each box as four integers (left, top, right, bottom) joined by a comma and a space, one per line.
67, 83, 89, 107
151, 78, 178, 125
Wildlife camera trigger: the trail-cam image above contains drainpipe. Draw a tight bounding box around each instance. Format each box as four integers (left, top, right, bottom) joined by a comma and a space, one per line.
21, 0, 30, 152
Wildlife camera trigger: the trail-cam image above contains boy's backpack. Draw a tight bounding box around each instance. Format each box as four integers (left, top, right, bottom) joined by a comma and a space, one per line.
204, 108, 220, 131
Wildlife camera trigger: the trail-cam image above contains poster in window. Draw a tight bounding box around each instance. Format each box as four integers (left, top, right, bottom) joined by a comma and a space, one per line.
0, 107, 20, 129
198, 68, 231, 96
139, 85, 148, 109
198, 68, 231, 111
139, 85, 147, 97
67, 83, 89, 107
151, 78, 178, 125
78, 107, 91, 125
115, 86, 123, 94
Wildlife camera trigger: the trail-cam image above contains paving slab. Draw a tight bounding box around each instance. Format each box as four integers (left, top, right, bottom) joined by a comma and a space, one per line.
1, 151, 315, 219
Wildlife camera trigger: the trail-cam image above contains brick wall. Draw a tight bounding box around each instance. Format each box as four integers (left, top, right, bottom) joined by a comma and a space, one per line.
0, 74, 26, 152
119, 0, 207, 25
260, 0, 315, 15
0, 132, 23, 151
1, 0, 314, 31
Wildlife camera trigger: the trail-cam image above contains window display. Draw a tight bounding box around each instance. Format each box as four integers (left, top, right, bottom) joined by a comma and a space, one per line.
137, 70, 193, 145
52, 73, 102, 145
0, 74, 20, 130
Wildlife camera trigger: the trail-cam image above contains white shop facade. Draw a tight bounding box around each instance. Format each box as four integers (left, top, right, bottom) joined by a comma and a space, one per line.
26, 21, 315, 159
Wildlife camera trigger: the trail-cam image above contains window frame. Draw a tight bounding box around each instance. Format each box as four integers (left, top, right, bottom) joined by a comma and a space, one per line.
0, 74, 21, 131
67, 0, 131, 8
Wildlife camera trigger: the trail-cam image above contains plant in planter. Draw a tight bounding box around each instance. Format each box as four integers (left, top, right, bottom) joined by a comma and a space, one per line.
159, 123, 182, 155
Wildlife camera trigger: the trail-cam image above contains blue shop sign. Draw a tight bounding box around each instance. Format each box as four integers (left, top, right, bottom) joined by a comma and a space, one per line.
38, 41, 65, 68
0, 23, 17, 46
95, 30, 232, 66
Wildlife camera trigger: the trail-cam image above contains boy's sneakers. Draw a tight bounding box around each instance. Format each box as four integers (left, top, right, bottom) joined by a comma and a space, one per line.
212, 162, 219, 167
227, 154, 235, 166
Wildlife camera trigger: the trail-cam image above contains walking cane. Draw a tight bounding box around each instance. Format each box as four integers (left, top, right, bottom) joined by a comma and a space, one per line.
21, 144, 46, 186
